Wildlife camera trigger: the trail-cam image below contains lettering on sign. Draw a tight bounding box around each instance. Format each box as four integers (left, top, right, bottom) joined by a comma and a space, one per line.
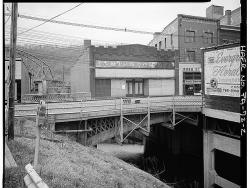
240, 46, 246, 136
204, 46, 240, 97
183, 67, 201, 72
95, 60, 174, 69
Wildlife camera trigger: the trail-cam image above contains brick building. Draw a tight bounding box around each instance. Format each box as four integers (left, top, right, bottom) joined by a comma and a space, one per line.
206, 5, 241, 44
70, 40, 178, 98
148, 14, 219, 95
148, 5, 241, 96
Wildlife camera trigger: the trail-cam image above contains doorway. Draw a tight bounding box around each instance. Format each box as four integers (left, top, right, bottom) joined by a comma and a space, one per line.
126, 79, 144, 97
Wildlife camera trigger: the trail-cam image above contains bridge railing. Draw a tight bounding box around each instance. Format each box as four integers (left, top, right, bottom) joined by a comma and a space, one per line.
15, 95, 202, 118
21, 92, 91, 103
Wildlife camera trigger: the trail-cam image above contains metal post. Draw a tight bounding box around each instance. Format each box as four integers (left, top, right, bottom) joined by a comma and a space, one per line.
34, 113, 40, 169
120, 98, 123, 142
34, 101, 46, 170
84, 120, 87, 145
8, 3, 18, 140
173, 95, 175, 126
147, 96, 150, 132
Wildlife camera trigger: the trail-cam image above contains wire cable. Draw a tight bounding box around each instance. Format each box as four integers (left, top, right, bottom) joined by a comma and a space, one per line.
4, 12, 219, 39
18, 3, 83, 35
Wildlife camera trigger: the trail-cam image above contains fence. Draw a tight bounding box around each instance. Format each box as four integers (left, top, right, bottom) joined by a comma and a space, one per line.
21, 92, 90, 103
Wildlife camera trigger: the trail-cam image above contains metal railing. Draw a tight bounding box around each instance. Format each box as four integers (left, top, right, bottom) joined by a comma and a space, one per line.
21, 92, 90, 103
15, 95, 202, 118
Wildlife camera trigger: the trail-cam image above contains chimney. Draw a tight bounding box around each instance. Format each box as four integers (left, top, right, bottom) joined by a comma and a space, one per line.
225, 10, 232, 25
84, 40, 91, 49
206, 5, 224, 19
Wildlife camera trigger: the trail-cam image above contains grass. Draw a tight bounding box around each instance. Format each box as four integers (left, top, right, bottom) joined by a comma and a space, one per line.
5, 119, 170, 188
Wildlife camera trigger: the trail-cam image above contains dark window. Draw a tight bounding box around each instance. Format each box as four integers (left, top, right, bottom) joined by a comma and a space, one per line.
203, 32, 213, 43
155, 44, 157, 48
187, 50, 196, 61
194, 72, 201, 79
126, 79, 144, 97
185, 30, 195, 43
183, 72, 202, 95
215, 150, 241, 185
170, 34, 173, 45
164, 38, 167, 48
184, 72, 193, 80
159, 41, 162, 50
34, 83, 38, 92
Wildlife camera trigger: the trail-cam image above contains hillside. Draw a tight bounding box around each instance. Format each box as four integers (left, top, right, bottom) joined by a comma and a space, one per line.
5, 120, 170, 188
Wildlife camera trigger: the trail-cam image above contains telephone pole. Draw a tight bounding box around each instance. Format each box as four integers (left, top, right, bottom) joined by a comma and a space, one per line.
8, 3, 18, 140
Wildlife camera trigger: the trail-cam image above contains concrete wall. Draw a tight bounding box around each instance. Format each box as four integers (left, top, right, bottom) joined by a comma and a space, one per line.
70, 55, 90, 94
148, 79, 175, 96
203, 130, 241, 188
111, 79, 126, 97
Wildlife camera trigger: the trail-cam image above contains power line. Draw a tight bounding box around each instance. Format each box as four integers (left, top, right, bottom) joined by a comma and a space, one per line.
5, 12, 218, 39
18, 3, 83, 35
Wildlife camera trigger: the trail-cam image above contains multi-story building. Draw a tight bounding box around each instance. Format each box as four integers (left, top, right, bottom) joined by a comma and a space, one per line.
148, 5, 241, 96
148, 14, 219, 96
206, 5, 241, 44
70, 40, 178, 98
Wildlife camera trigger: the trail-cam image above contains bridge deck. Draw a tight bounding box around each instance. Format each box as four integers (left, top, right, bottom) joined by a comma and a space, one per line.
15, 96, 202, 122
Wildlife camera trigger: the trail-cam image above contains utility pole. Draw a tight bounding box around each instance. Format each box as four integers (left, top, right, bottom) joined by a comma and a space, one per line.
8, 3, 18, 140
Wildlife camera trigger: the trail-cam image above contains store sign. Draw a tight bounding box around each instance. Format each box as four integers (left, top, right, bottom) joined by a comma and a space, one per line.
204, 46, 240, 97
183, 67, 201, 72
96, 60, 174, 69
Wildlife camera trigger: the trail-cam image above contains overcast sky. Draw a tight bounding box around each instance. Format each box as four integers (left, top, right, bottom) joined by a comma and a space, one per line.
4, 0, 241, 45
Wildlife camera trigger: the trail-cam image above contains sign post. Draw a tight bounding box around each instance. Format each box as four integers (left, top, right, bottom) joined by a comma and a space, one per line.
34, 100, 46, 169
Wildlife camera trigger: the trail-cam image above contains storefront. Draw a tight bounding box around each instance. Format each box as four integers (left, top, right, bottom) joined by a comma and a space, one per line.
178, 63, 202, 95
70, 40, 178, 98
94, 60, 175, 98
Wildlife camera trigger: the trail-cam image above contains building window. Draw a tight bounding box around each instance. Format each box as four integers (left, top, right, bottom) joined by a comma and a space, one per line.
185, 30, 195, 43
127, 81, 133, 95
183, 72, 201, 95
164, 38, 167, 49
170, 34, 173, 45
34, 83, 38, 92
126, 79, 144, 96
155, 44, 157, 48
159, 41, 162, 50
186, 50, 196, 61
203, 32, 213, 43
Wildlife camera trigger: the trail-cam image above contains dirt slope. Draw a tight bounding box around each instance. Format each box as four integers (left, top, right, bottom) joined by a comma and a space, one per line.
6, 120, 170, 188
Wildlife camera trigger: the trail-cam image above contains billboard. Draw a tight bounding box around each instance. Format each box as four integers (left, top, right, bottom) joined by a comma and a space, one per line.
204, 46, 240, 97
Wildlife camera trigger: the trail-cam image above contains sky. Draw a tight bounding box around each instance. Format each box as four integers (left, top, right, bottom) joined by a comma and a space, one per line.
4, 0, 241, 46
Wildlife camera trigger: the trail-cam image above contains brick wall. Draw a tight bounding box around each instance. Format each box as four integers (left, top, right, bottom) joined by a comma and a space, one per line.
93, 44, 178, 63
178, 15, 219, 64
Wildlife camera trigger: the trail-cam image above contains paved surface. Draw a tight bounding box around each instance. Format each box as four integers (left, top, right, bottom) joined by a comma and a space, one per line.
15, 96, 203, 122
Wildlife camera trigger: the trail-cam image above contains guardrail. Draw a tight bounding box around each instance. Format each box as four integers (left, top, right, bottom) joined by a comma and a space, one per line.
21, 92, 90, 103
15, 96, 203, 118
24, 163, 49, 188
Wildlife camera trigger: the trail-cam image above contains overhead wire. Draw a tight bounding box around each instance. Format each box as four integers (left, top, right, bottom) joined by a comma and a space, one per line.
4, 12, 219, 39
18, 3, 83, 35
